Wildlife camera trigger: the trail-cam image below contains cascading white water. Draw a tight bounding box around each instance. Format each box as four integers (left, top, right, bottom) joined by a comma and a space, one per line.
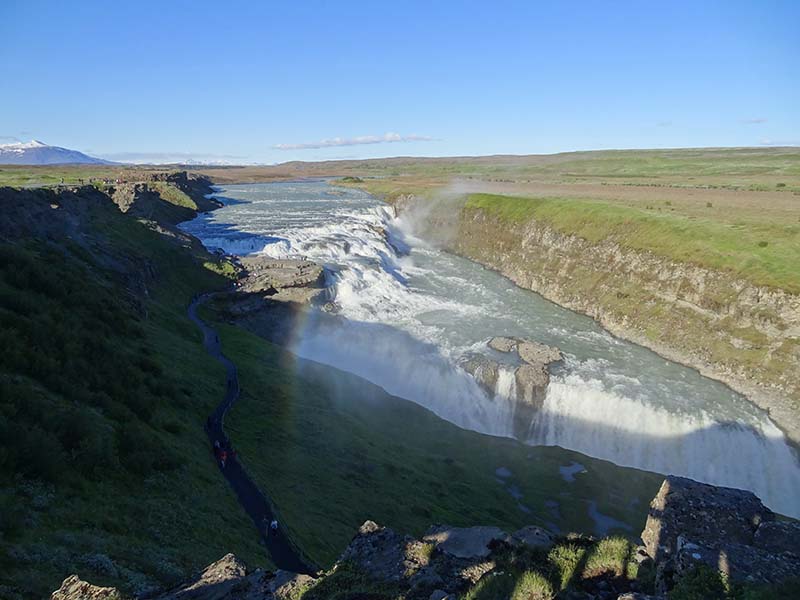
537, 374, 800, 511
495, 367, 518, 403
181, 181, 800, 517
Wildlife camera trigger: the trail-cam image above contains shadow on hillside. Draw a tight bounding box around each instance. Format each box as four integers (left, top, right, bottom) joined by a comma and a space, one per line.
230, 301, 800, 526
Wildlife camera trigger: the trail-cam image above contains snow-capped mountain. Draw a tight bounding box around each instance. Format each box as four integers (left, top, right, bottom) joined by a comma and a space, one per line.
0, 140, 113, 165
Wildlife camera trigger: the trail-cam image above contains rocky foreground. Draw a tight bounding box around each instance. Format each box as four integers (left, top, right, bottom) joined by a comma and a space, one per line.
50, 476, 800, 600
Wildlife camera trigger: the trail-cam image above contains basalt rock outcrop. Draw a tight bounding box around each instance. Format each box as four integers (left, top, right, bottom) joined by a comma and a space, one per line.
460, 353, 500, 393
642, 476, 800, 593
109, 172, 217, 226
49, 475, 800, 600
236, 257, 325, 306
218, 256, 326, 347
462, 336, 562, 439
51, 576, 125, 600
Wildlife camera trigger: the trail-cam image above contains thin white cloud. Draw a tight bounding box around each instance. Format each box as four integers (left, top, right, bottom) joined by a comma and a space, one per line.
0, 135, 21, 144
274, 132, 435, 150
743, 118, 768, 124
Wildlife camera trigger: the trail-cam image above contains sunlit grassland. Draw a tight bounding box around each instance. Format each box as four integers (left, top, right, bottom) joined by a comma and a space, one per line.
0, 165, 161, 188
464, 193, 800, 294
328, 147, 800, 191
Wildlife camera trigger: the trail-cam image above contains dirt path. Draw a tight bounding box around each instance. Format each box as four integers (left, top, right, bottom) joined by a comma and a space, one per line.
188, 293, 315, 574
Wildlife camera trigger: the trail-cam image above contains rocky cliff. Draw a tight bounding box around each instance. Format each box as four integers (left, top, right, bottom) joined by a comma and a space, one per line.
398, 195, 800, 444
50, 477, 800, 600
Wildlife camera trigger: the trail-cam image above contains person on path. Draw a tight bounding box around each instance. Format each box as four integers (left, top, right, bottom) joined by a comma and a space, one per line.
270, 519, 278, 534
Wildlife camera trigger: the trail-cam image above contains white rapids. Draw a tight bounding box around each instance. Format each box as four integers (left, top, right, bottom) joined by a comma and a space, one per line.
181, 180, 800, 517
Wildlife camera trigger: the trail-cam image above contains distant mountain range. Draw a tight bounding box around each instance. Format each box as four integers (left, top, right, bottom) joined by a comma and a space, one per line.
0, 140, 113, 165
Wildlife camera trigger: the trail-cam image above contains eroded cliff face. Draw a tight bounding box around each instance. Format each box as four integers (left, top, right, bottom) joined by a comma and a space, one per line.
396, 195, 800, 444
456, 207, 800, 442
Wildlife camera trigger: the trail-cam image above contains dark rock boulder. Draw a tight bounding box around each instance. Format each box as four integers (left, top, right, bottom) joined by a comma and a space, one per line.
50, 576, 126, 600
423, 525, 508, 559
675, 538, 800, 586
640, 476, 800, 590
642, 476, 773, 561
753, 520, 800, 556
338, 520, 415, 583
158, 553, 248, 599
261, 571, 316, 600
511, 525, 555, 550
334, 521, 508, 598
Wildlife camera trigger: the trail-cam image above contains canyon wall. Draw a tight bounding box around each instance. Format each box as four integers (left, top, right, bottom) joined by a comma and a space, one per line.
399, 195, 800, 444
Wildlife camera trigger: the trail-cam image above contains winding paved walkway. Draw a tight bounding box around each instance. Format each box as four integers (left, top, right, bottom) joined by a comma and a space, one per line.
188, 293, 315, 574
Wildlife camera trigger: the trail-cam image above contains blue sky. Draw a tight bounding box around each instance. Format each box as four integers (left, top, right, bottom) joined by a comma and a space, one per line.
1, 0, 797, 164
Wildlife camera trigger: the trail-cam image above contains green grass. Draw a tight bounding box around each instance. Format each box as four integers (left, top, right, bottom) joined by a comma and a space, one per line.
582, 536, 636, 579
301, 562, 404, 600
459, 536, 639, 599
306, 147, 800, 193
0, 193, 263, 599
462, 572, 519, 600
0, 165, 202, 192
547, 543, 587, 591
148, 181, 197, 210
537, 147, 800, 181
464, 193, 800, 293
215, 320, 662, 569
0, 165, 150, 188
511, 570, 555, 600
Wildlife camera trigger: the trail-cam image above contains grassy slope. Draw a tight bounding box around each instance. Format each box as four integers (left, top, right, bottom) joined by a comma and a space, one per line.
216, 321, 663, 568
148, 181, 198, 210
465, 193, 800, 293
0, 193, 266, 598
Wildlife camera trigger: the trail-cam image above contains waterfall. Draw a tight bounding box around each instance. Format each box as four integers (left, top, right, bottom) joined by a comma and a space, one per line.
526, 375, 800, 517
181, 181, 800, 518
495, 367, 518, 402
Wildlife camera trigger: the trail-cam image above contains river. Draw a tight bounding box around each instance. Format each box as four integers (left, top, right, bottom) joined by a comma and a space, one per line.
181, 180, 800, 518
